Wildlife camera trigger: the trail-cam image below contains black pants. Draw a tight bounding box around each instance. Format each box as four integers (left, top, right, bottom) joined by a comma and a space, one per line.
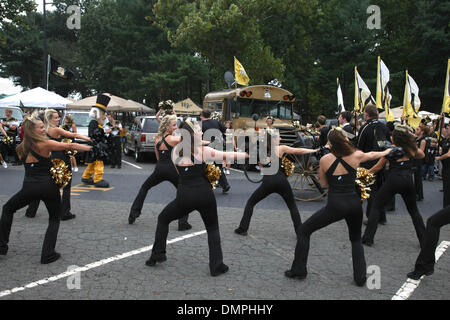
362, 172, 426, 246
130, 163, 188, 226
26, 156, 72, 217
414, 206, 450, 272
150, 181, 224, 274
365, 172, 386, 222
413, 161, 424, 200
218, 165, 230, 190
383, 169, 396, 211
110, 135, 122, 166
238, 171, 302, 235
0, 179, 61, 260
0, 141, 19, 163
443, 166, 450, 208
290, 192, 366, 283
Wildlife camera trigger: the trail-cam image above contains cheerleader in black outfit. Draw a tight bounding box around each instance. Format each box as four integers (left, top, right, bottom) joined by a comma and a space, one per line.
234, 132, 318, 237
285, 128, 390, 286
146, 119, 248, 276
362, 125, 426, 247
25, 109, 91, 220
128, 114, 190, 230
407, 205, 449, 280
0, 115, 91, 263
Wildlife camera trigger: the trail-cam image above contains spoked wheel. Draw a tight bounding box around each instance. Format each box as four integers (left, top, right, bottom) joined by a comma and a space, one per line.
287, 153, 327, 202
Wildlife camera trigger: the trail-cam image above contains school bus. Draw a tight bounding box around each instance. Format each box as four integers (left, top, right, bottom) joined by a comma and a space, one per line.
203, 85, 300, 145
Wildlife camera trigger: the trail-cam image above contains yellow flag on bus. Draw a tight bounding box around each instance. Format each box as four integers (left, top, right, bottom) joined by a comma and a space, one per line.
234, 57, 250, 86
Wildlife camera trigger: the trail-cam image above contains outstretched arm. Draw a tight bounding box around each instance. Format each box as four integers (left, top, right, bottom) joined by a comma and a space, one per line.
46, 139, 92, 152
280, 145, 318, 155
357, 149, 391, 163
52, 127, 91, 142
202, 146, 248, 162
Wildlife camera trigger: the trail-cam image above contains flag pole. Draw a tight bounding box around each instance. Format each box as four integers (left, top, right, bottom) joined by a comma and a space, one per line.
46, 54, 50, 90
354, 66, 358, 135
336, 77, 339, 116
234, 56, 237, 90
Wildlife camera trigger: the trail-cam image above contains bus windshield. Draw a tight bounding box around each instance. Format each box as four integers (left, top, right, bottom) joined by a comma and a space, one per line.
237, 98, 293, 120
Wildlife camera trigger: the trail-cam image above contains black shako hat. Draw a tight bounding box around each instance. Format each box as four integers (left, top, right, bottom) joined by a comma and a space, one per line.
93, 94, 111, 112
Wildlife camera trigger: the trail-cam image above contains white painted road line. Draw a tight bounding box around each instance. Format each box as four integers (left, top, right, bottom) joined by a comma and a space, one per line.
392, 240, 450, 300
0, 230, 207, 299
121, 160, 143, 170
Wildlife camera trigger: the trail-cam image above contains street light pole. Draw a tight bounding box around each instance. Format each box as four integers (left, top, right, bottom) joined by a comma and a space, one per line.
43, 0, 47, 90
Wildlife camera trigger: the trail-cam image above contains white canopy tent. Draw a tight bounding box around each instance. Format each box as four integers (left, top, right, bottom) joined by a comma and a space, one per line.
0, 87, 71, 109
67, 94, 155, 113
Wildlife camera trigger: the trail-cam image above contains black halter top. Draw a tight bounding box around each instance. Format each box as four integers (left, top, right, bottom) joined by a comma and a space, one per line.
326, 157, 357, 194
176, 154, 208, 186
22, 149, 53, 183
156, 135, 173, 163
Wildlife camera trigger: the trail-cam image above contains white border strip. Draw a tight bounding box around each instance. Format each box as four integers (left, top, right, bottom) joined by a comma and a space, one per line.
392, 240, 450, 300
121, 160, 143, 170
0, 230, 206, 298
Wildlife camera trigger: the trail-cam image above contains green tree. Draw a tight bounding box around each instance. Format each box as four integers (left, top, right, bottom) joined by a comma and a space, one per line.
0, 13, 43, 89
153, 0, 285, 89
0, 0, 36, 27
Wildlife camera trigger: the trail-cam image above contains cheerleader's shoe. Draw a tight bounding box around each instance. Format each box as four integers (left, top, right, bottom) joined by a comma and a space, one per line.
145, 255, 167, 266
407, 269, 434, 280
234, 227, 248, 236
0, 245, 8, 255
73, 167, 78, 172
1, 162, 7, 169
61, 213, 76, 221
210, 263, 229, 277
41, 252, 61, 264
284, 270, 307, 280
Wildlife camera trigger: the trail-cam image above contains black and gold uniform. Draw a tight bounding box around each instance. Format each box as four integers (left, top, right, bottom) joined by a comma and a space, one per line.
81, 94, 111, 188
129, 135, 190, 229
25, 134, 75, 220
146, 153, 228, 277
0, 149, 61, 264
234, 157, 302, 237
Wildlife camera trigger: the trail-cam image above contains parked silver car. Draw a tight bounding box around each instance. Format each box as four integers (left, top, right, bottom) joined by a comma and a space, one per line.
123, 116, 160, 162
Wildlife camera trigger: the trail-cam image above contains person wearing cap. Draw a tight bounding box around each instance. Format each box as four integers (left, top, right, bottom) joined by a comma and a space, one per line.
81, 94, 111, 188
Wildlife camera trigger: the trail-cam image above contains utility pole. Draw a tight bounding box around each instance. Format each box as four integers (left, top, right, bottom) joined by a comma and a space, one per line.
43, 0, 48, 89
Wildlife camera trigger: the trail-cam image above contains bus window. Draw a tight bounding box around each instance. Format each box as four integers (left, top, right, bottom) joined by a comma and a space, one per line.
237, 98, 293, 120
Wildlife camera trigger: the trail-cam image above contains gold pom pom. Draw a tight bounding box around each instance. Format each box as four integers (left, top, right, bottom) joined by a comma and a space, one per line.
61, 138, 78, 158
355, 168, 375, 201
50, 159, 72, 188
205, 164, 222, 189
210, 111, 222, 121
2, 136, 14, 145
281, 156, 295, 177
